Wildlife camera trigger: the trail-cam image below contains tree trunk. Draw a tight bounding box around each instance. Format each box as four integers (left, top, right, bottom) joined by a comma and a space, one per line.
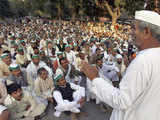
57, 3, 62, 20
112, 15, 118, 26
95, 0, 121, 26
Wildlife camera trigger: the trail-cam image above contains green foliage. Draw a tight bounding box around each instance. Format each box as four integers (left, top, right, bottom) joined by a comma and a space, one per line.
125, 0, 155, 16
0, 0, 157, 19
114, 0, 126, 7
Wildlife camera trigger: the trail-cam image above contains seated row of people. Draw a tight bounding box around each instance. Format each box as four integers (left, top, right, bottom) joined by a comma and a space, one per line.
0, 54, 86, 120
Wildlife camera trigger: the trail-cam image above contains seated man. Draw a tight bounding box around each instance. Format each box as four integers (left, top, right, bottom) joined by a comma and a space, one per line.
4, 83, 47, 120
104, 57, 120, 87
53, 74, 85, 120
15, 48, 28, 68
52, 51, 64, 73
64, 45, 76, 67
75, 51, 88, 70
34, 67, 55, 104
96, 58, 115, 83
6, 63, 28, 88
115, 54, 126, 77
26, 54, 53, 90
56, 57, 84, 84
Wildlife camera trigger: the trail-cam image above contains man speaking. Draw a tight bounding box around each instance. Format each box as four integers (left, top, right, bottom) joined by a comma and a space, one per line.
81, 10, 160, 120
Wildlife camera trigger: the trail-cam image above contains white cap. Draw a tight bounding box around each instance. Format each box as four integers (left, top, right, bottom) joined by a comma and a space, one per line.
81, 51, 85, 54
116, 54, 122, 59
135, 10, 160, 27
9, 63, 20, 70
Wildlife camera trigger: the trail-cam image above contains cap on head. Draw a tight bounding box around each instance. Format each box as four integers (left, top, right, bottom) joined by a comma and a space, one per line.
1, 53, 9, 59
54, 74, 63, 84
31, 54, 39, 59
65, 44, 71, 48
20, 40, 25, 43
18, 48, 23, 52
135, 10, 160, 27
56, 51, 63, 56
9, 63, 20, 71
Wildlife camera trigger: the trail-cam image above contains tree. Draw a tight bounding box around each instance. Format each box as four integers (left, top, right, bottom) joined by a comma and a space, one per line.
1, 0, 158, 20
94, 0, 124, 25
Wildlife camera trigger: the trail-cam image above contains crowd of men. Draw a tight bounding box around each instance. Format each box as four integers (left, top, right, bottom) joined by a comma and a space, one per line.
0, 17, 138, 120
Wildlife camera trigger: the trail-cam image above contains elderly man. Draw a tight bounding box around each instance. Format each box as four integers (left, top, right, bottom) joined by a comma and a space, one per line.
81, 10, 160, 120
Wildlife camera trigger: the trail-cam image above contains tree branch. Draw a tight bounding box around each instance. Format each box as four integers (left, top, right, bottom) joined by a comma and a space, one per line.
117, 7, 121, 18
103, 1, 114, 16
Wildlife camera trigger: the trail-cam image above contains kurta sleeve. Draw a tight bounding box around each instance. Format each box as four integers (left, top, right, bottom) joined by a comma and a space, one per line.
24, 91, 46, 117
4, 95, 25, 119
22, 92, 37, 116
53, 91, 77, 111
70, 83, 85, 97
49, 77, 54, 92
91, 55, 151, 110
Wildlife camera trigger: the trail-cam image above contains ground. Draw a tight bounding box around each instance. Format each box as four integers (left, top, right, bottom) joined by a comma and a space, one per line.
41, 101, 112, 120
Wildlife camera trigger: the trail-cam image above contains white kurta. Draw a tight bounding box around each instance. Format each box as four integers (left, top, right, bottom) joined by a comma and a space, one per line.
65, 50, 76, 66
34, 76, 54, 99
26, 45, 34, 61
15, 54, 28, 66
91, 48, 160, 120
53, 83, 85, 117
